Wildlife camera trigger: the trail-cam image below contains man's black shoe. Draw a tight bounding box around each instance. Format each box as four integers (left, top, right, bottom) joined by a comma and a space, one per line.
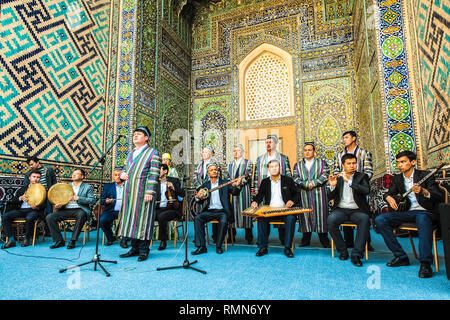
387, 256, 410, 267
284, 247, 294, 258
216, 247, 223, 254
256, 248, 268, 257
138, 254, 148, 262
351, 256, 363, 267
120, 249, 139, 258
1, 241, 16, 249
50, 241, 65, 249
339, 250, 349, 260
67, 240, 76, 249
158, 240, 167, 251
119, 240, 129, 249
191, 246, 207, 255
21, 238, 31, 247
419, 262, 433, 278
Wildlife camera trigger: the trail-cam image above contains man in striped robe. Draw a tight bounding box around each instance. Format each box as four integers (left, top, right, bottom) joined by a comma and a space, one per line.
252, 135, 292, 246
223, 144, 254, 244
293, 143, 330, 248
332, 130, 374, 250
117, 126, 161, 262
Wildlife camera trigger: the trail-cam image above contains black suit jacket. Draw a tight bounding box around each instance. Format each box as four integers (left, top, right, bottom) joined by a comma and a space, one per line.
383, 169, 444, 215
252, 175, 301, 207
328, 172, 371, 214
6, 185, 46, 215
156, 177, 185, 210
196, 179, 241, 223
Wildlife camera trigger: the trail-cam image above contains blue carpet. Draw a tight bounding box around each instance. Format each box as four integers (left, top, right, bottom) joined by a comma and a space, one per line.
0, 223, 449, 300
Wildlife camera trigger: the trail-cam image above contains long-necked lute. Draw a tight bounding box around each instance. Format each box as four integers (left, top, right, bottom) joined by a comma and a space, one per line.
388, 162, 446, 212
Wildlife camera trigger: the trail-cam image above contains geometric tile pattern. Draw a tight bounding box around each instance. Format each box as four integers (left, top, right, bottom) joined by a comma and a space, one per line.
377, 0, 417, 171
414, 0, 450, 158
0, 0, 113, 178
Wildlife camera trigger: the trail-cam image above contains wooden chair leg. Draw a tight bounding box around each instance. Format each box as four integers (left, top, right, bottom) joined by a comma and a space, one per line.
174, 221, 177, 248
365, 241, 368, 260
408, 231, 418, 259
225, 234, 227, 251
433, 229, 439, 272
83, 223, 86, 245
102, 232, 105, 245
331, 238, 335, 258
32, 221, 38, 247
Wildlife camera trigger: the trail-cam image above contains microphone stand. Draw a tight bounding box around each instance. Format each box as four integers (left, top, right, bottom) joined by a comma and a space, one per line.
59, 135, 122, 277
156, 168, 206, 274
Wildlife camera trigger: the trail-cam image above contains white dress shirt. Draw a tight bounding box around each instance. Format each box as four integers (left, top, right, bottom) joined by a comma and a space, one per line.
159, 181, 167, 208
305, 159, 314, 171
208, 180, 223, 210
330, 174, 358, 209
269, 177, 285, 208
403, 169, 427, 211
65, 183, 81, 209
132, 145, 147, 161
114, 183, 124, 211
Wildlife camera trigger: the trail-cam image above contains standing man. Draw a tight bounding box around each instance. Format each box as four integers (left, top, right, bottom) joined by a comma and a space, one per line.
1, 169, 44, 248
327, 154, 371, 267
162, 153, 179, 178
333, 130, 373, 250
24, 156, 57, 215
155, 164, 185, 251
46, 169, 96, 249
117, 126, 161, 262
224, 144, 254, 244
375, 151, 444, 278
293, 143, 330, 248
251, 160, 300, 258
253, 135, 292, 245
192, 163, 242, 255
99, 169, 125, 246
192, 146, 214, 189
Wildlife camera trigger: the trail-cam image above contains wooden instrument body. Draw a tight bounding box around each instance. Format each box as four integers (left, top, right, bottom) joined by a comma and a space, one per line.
165, 186, 180, 210
24, 183, 47, 207
388, 195, 411, 212
242, 205, 312, 218
48, 183, 74, 205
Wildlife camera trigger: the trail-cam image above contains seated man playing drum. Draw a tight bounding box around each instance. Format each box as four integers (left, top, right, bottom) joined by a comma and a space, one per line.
46, 169, 96, 249
1, 169, 46, 249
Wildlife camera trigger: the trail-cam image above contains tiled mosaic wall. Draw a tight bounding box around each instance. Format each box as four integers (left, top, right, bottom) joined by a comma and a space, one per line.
191, 0, 358, 168
406, 0, 449, 168
0, 0, 120, 182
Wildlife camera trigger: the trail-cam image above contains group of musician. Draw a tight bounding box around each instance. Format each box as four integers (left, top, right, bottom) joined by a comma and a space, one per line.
0, 127, 445, 279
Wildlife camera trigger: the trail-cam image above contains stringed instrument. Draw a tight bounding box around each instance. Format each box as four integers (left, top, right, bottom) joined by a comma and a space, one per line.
241, 205, 312, 218
164, 183, 180, 210
196, 174, 250, 200
388, 162, 446, 212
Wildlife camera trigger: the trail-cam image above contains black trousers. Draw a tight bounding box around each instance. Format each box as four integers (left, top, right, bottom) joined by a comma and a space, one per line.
2, 209, 39, 240
327, 208, 370, 258
257, 214, 296, 249
130, 238, 151, 255
156, 208, 181, 241
46, 209, 87, 242
194, 209, 228, 248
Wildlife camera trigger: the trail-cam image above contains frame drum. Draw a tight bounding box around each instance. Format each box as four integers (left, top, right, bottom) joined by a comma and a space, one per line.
48, 183, 74, 205
25, 183, 47, 207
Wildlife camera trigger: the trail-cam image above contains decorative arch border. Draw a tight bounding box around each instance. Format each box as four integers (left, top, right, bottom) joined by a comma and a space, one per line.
238, 43, 295, 123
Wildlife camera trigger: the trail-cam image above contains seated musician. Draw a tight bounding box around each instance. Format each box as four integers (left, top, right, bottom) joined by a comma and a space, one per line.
250, 159, 300, 258
99, 169, 125, 246
327, 153, 371, 267
192, 163, 241, 255
46, 169, 96, 249
1, 169, 44, 249
155, 164, 185, 251
375, 150, 445, 278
